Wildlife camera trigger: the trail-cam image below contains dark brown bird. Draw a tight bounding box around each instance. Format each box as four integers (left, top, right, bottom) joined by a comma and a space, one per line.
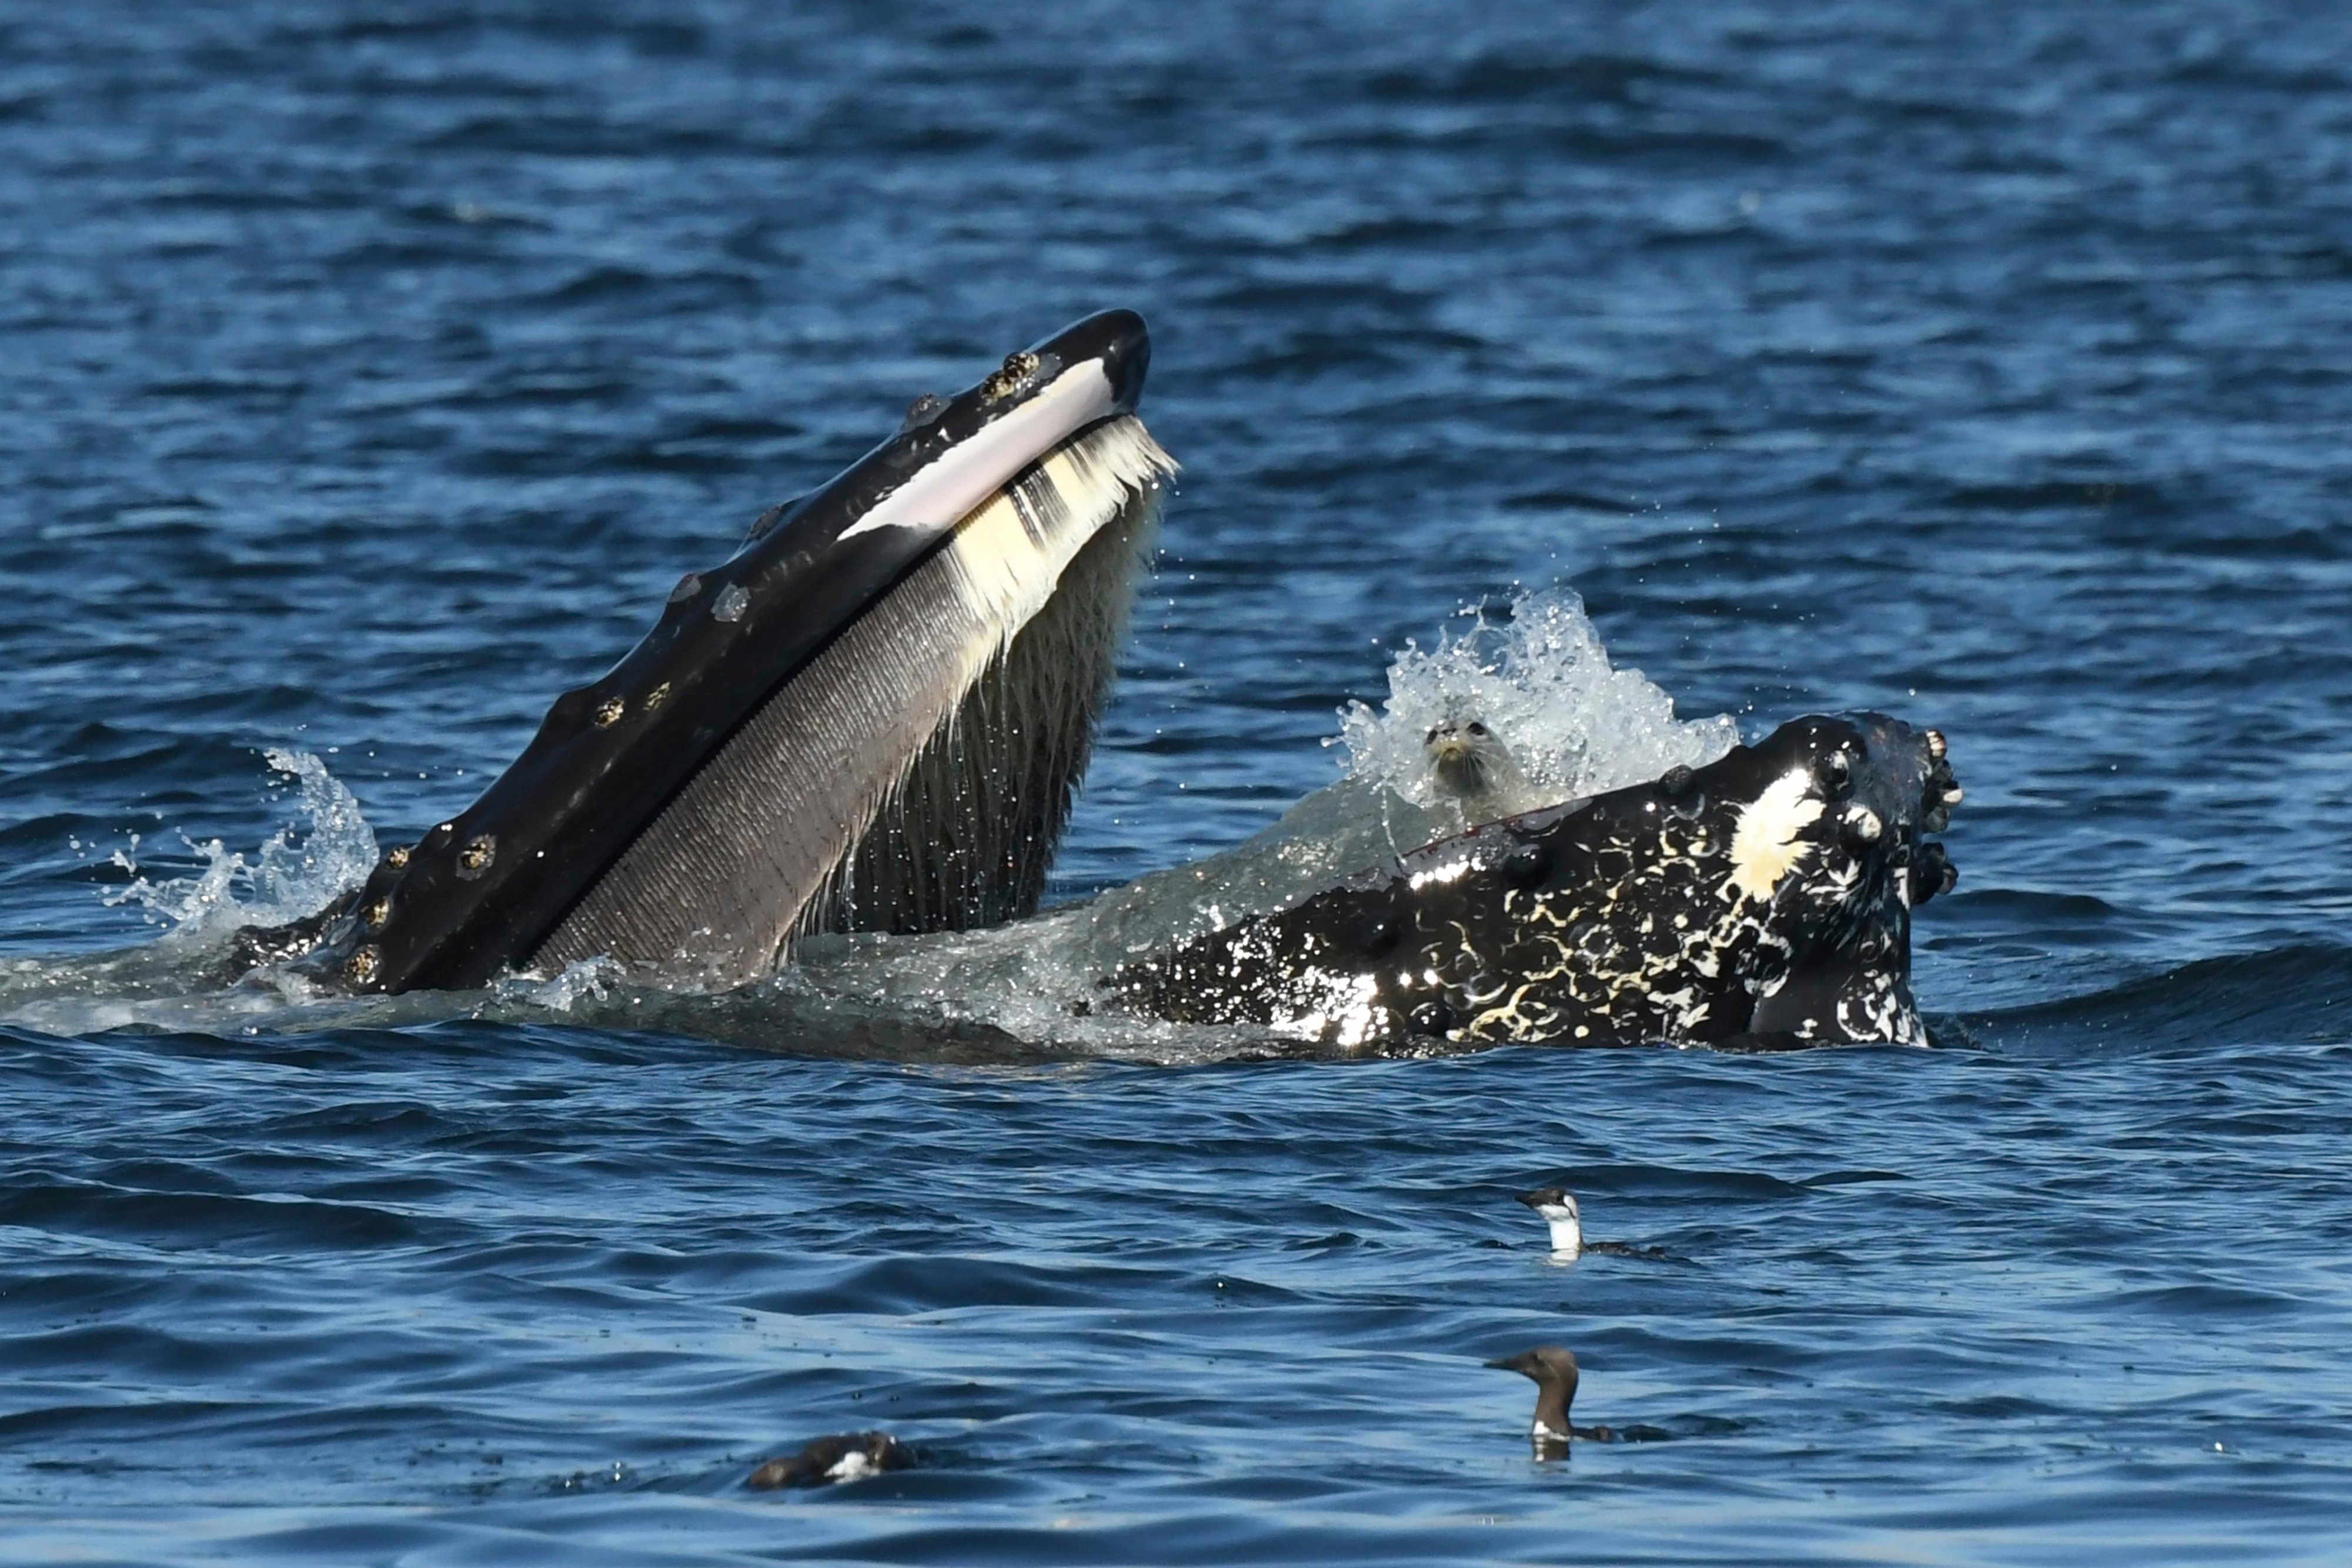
746, 1430, 911, 1489
1485, 1346, 1613, 1452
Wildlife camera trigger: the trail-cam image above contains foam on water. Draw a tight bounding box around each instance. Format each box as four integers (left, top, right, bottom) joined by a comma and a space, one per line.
0, 752, 380, 1037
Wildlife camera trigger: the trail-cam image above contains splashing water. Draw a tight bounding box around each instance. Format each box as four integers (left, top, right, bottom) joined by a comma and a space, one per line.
1332, 587, 1738, 817
495, 957, 629, 1014
103, 749, 379, 943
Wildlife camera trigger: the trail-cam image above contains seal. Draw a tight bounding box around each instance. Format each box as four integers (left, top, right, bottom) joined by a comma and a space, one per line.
1104, 714, 1961, 1050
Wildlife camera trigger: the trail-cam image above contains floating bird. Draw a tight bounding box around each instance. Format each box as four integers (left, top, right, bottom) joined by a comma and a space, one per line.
1485, 1345, 1613, 1452
1515, 1186, 1671, 1261
746, 1430, 912, 1489
1516, 1186, 1583, 1257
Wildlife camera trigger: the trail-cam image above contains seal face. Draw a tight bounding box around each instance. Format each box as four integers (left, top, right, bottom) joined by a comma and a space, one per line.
1423, 717, 1545, 824
1104, 713, 1957, 1051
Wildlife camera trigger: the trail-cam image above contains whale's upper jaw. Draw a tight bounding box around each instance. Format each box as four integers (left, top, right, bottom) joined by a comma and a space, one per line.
305, 310, 1165, 995
748, 309, 1152, 550
1104, 713, 1960, 1052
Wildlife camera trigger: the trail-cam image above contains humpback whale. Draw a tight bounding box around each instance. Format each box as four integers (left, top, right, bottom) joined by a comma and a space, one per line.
213, 307, 1960, 1051
259, 310, 1174, 992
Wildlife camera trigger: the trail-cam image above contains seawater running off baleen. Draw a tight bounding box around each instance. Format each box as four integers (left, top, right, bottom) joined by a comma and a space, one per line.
5, 2, 2352, 1564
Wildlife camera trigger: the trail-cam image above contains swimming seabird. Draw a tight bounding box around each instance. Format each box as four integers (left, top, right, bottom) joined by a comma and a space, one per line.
1515, 1186, 1671, 1261
1515, 1186, 1582, 1257
746, 1430, 912, 1489
1485, 1345, 1612, 1452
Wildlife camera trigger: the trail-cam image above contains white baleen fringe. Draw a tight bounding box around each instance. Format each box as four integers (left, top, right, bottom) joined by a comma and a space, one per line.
940, 413, 1177, 652
805, 414, 1178, 936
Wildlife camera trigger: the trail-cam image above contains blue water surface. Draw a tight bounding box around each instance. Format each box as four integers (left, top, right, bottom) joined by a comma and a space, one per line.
5, 2, 2352, 1562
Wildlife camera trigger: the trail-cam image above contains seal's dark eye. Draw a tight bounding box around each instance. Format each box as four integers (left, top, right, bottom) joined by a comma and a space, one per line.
1820, 750, 1853, 795
1424, 727, 1440, 745
1467, 721, 1488, 737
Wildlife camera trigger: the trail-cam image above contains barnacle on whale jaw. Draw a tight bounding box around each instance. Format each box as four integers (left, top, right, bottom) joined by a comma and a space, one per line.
1105, 712, 1959, 1054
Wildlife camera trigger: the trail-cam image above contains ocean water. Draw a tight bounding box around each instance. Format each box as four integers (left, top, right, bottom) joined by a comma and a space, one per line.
5, 1, 2352, 1561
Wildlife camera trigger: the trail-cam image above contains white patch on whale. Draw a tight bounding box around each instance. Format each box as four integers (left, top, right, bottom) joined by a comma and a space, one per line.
1726, 766, 1823, 902
936, 414, 1174, 651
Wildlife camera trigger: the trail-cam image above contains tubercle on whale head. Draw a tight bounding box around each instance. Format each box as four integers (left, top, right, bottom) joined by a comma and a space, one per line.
301, 311, 1159, 996
1104, 711, 1960, 1053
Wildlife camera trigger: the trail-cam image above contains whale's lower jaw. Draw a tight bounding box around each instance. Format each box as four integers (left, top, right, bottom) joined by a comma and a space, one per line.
1102, 713, 1960, 1052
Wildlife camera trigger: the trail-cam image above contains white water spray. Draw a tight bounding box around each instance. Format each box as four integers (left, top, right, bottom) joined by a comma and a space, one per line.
1332, 587, 1738, 814
103, 750, 379, 942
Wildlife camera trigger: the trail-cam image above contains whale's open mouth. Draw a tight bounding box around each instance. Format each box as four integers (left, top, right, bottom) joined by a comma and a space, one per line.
1105, 713, 1961, 1050
296, 311, 1175, 994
